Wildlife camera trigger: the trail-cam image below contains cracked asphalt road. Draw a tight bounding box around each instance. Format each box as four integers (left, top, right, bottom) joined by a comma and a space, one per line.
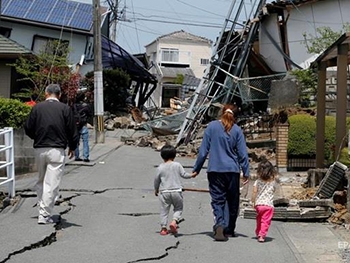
0, 130, 347, 263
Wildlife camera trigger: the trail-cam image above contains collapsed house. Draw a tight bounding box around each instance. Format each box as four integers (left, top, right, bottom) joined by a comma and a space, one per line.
134, 0, 350, 146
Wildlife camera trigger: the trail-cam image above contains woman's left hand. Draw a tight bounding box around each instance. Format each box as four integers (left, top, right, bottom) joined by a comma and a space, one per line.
242, 176, 249, 185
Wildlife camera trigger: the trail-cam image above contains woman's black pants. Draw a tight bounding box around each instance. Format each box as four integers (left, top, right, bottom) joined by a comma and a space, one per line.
207, 172, 240, 234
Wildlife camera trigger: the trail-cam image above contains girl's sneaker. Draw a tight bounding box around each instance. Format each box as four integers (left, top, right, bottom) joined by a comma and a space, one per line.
258, 236, 265, 242
160, 228, 168, 236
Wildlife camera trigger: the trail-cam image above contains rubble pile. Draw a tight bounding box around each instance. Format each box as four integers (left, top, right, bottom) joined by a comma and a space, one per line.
290, 188, 317, 200
328, 204, 350, 226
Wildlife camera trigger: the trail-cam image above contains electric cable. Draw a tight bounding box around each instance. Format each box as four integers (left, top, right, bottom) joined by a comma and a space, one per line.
130, 0, 141, 53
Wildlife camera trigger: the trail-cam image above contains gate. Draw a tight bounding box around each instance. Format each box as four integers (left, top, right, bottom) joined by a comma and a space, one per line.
0, 127, 15, 197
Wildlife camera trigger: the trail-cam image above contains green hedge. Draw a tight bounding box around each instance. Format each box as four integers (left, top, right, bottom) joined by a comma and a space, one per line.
0, 97, 31, 129
288, 114, 350, 164
288, 114, 316, 157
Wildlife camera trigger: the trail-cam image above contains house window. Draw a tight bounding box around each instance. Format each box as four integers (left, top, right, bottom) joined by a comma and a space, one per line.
161, 48, 179, 62
200, 58, 209, 65
32, 35, 69, 56
0, 27, 11, 38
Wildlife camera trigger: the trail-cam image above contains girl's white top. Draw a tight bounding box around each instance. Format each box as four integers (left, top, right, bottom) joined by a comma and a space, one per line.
254, 179, 276, 207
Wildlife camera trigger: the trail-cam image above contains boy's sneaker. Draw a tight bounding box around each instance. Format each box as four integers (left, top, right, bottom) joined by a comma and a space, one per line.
75, 158, 83, 161
169, 221, 178, 234
160, 228, 168, 235
38, 215, 54, 225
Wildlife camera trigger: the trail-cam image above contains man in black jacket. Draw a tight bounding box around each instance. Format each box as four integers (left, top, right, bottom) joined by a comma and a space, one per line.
25, 84, 79, 224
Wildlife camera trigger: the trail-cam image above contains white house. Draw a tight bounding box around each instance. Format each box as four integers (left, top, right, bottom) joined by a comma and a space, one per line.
145, 30, 212, 108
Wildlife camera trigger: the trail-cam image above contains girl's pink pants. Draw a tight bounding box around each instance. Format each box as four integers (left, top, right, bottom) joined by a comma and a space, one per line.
255, 205, 274, 238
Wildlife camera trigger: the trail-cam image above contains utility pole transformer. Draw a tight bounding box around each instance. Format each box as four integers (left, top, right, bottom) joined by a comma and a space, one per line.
93, 0, 105, 143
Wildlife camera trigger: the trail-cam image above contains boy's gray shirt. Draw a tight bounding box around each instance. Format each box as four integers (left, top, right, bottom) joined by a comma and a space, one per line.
154, 161, 192, 192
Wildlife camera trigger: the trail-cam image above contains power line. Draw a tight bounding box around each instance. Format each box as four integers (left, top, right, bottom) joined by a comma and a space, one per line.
123, 17, 223, 28
130, 0, 141, 53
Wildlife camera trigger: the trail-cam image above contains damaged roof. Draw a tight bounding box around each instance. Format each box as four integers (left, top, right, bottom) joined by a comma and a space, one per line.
265, 0, 325, 12
145, 30, 212, 47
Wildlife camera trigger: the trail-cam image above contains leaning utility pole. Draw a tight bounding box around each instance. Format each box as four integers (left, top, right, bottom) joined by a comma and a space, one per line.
93, 0, 105, 143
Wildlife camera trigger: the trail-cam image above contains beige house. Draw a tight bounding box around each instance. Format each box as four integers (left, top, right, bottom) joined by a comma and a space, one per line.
145, 30, 212, 108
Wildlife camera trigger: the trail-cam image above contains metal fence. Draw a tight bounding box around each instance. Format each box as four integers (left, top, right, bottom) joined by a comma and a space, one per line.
0, 127, 15, 197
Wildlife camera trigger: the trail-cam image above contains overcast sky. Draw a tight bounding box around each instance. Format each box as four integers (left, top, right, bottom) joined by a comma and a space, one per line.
74, 0, 257, 54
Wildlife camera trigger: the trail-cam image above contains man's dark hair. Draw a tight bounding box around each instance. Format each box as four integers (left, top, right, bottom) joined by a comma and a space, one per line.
45, 84, 61, 97
160, 145, 176, 160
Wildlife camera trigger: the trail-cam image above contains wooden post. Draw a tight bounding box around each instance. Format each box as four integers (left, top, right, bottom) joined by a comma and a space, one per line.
347, 172, 350, 212
335, 44, 348, 157
316, 62, 327, 168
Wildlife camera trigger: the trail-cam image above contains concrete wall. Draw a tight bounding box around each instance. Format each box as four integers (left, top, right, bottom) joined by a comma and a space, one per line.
268, 78, 299, 109
13, 128, 36, 175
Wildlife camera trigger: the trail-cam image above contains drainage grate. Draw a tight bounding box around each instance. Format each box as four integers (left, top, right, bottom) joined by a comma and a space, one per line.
314, 161, 347, 199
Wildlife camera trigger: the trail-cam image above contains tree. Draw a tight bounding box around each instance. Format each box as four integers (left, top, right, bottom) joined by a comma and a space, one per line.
292, 24, 350, 107
83, 68, 131, 113
303, 23, 350, 54
290, 68, 317, 107
10, 40, 80, 105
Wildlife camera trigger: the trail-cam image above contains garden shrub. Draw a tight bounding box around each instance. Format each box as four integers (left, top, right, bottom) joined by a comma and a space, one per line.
324, 116, 336, 163
288, 114, 316, 157
288, 114, 350, 165
338, 148, 350, 166
0, 97, 31, 129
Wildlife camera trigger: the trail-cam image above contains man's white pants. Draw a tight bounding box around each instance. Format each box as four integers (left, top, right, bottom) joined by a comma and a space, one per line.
35, 148, 65, 217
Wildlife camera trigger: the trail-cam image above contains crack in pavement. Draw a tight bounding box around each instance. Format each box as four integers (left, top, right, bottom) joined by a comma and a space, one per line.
118, 212, 158, 217
0, 187, 147, 262
126, 240, 180, 263
0, 193, 79, 263
60, 187, 133, 194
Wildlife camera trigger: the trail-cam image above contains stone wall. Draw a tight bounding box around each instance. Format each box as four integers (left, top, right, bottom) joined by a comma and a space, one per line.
13, 128, 36, 175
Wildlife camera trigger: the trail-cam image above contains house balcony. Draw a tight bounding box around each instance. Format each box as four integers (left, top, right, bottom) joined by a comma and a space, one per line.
158, 49, 191, 68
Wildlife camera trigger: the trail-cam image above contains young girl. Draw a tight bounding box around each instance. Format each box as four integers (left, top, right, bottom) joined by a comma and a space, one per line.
251, 160, 277, 242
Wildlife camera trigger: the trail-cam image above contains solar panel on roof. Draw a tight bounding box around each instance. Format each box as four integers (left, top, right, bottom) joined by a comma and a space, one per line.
2, 0, 32, 19
25, 0, 51, 22
68, 3, 92, 31
49, 0, 76, 27
1, 0, 93, 31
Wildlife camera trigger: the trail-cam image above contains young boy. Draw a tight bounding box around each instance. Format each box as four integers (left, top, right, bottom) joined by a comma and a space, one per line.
154, 145, 196, 235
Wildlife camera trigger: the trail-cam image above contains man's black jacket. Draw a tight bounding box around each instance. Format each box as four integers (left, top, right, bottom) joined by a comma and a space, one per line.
24, 99, 79, 150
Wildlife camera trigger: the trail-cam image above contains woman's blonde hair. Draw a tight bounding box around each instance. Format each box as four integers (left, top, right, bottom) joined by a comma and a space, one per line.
221, 104, 237, 133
